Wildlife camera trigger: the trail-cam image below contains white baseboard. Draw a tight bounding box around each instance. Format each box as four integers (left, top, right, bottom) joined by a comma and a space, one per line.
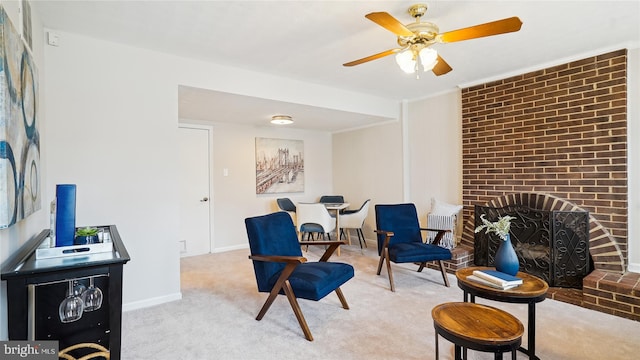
122, 292, 182, 312
213, 243, 248, 253
627, 262, 640, 273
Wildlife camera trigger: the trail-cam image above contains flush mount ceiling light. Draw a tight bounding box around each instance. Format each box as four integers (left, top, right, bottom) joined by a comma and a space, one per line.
271, 115, 294, 125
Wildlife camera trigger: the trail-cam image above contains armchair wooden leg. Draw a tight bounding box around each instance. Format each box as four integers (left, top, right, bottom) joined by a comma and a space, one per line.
376, 249, 395, 291
256, 263, 298, 321
256, 286, 281, 321
438, 260, 450, 287
318, 243, 341, 262
417, 262, 427, 272
386, 258, 395, 292
335, 287, 349, 310
282, 280, 313, 341
376, 251, 386, 275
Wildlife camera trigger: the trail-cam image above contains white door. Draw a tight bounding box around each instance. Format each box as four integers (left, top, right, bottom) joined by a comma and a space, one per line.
178, 126, 212, 257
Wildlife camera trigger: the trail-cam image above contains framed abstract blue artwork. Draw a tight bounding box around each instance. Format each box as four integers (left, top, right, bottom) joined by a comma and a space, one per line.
0, 6, 40, 228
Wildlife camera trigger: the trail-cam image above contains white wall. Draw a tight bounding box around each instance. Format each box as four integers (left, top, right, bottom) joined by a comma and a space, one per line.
406, 91, 463, 218
333, 121, 405, 238
0, 0, 46, 341
332, 91, 463, 241
39, 28, 400, 317
43, 31, 183, 311
199, 121, 333, 251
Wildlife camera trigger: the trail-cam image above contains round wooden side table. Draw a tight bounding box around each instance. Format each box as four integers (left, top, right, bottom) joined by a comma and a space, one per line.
456, 266, 549, 360
432, 302, 524, 360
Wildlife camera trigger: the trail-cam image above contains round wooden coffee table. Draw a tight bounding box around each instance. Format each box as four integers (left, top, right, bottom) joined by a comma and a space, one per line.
456, 266, 548, 360
432, 302, 524, 360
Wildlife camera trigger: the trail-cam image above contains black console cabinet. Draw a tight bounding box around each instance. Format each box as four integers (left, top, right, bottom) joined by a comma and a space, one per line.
1, 225, 130, 359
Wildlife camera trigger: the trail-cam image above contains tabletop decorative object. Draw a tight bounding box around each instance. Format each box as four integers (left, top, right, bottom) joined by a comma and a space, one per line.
74, 226, 100, 245
475, 214, 519, 275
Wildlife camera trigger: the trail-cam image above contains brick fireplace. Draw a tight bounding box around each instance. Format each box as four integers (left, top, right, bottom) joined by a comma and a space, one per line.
473, 197, 591, 288
441, 49, 639, 321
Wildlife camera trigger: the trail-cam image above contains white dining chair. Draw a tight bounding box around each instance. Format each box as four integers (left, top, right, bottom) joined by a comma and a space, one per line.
339, 199, 371, 248
296, 203, 337, 241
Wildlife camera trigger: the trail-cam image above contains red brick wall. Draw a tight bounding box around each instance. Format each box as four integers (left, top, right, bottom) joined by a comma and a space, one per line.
461, 49, 628, 265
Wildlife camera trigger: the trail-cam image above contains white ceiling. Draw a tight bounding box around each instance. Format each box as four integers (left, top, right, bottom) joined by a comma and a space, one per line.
33, 1, 640, 132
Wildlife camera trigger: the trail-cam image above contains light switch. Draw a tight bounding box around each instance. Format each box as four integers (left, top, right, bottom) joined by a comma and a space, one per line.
47, 32, 60, 46
223, 168, 229, 176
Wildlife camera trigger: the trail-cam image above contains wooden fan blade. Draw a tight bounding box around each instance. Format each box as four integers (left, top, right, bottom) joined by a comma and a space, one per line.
439, 17, 522, 43
343, 48, 401, 67
432, 55, 452, 76
365, 12, 414, 37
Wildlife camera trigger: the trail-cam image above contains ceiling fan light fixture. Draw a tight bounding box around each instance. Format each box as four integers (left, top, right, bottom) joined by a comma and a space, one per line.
395, 47, 438, 74
270, 115, 294, 125
395, 49, 417, 73
418, 48, 438, 72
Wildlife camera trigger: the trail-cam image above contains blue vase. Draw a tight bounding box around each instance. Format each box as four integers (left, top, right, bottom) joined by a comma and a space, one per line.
495, 234, 519, 276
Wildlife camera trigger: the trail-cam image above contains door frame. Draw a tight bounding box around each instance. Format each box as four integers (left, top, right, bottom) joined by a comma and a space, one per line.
178, 123, 215, 255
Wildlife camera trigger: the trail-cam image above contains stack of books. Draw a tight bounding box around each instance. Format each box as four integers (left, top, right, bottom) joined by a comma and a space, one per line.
467, 269, 523, 290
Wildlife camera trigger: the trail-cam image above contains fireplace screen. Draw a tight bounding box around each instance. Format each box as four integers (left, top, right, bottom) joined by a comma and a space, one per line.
474, 204, 590, 288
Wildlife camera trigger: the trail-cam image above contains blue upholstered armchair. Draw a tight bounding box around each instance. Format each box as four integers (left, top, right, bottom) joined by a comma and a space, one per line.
374, 203, 452, 292
245, 212, 354, 341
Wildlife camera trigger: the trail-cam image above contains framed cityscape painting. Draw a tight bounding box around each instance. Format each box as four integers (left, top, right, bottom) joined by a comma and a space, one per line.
255, 137, 304, 194
1, 6, 41, 228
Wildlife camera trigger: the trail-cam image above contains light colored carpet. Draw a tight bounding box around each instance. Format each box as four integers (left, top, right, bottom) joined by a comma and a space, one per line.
121, 244, 640, 359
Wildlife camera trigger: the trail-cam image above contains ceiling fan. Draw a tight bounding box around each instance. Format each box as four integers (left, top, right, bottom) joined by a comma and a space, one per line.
343, 3, 522, 77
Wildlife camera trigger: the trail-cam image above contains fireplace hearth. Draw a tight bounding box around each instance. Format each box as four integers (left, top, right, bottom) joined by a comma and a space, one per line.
474, 204, 591, 288
451, 193, 635, 321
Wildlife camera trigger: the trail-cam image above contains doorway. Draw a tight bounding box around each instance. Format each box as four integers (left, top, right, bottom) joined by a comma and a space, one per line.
178, 125, 213, 257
